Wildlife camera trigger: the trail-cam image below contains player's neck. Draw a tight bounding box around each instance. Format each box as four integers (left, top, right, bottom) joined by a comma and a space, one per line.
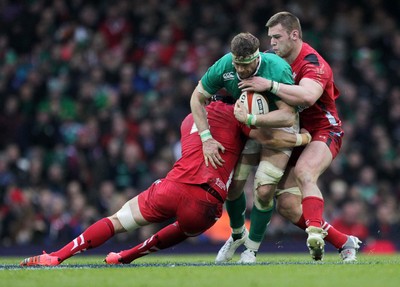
286, 40, 303, 65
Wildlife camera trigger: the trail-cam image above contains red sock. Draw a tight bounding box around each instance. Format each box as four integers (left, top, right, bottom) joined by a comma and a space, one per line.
302, 196, 324, 227
295, 214, 307, 229
51, 218, 115, 261
295, 215, 347, 249
120, 222, 188, 263
321, 221, 348, 249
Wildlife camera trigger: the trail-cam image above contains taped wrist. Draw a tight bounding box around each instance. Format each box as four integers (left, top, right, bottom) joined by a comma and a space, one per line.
269, 80, 280, 94
200, 129, 212, 142
246, 114, 257, 126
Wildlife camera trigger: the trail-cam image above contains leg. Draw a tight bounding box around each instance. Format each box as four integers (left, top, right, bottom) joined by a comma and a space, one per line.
20, 196, 146, 266
215, 145, 259, 263
289, 141, 331, 258
108, 182, 223, 264
239, 148, 288, 263
294, 141, 332, 227
226, 150, 260, 237
107, 222, 188, 264
278, 159, 361, 261
276, 191, 362, 261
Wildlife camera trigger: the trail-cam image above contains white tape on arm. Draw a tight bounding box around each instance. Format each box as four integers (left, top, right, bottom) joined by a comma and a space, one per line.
196, 82, 212, 98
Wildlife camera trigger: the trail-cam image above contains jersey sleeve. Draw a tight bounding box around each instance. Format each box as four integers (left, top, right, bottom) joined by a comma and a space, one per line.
201, 54, 232, 95
300, 54, 331, 90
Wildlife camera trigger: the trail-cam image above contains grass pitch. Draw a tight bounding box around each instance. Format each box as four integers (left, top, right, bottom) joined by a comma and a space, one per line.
1, 253, 399, 287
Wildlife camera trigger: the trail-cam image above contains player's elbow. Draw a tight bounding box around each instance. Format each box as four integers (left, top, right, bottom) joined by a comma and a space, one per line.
300, 90, 320, 106
302, 96, 317, 107
190, 83, 208, 107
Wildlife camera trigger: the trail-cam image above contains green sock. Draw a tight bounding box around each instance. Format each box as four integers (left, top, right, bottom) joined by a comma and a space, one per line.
249, 205, 274, 243
226, 192, 246, 240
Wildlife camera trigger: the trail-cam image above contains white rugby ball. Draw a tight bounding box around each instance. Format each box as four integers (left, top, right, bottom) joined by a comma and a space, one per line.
239, 91, 269, 115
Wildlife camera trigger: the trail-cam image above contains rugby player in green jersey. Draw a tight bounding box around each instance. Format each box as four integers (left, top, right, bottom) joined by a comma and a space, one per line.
190, 32, 302, 263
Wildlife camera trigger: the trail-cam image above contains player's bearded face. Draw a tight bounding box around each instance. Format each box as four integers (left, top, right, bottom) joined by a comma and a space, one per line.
233, 58, 259, 79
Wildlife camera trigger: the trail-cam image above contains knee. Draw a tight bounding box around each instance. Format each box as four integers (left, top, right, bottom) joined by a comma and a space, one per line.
254, 185, 275, 210
276, 193, 302, 223
255, 185, 274, 203
108, 214, 125, 233
115, 199, 142, 232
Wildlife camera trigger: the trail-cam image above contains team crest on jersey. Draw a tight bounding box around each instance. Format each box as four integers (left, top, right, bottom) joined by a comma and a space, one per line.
223, 72, 235, 81
214, 178, 226, 191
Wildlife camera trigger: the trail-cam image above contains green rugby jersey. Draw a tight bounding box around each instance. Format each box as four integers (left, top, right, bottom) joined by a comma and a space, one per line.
201, 52, 294, 111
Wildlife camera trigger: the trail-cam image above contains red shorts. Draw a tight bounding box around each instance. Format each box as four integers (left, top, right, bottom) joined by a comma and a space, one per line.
288, 127, 343, 167
138, 179, 223, 236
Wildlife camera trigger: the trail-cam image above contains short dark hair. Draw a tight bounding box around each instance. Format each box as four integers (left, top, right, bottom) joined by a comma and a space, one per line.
266, 11, 302, 39
230, 32, 260, 59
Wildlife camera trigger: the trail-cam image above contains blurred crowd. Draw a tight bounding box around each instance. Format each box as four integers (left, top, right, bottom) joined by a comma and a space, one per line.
0, 0, 399, 252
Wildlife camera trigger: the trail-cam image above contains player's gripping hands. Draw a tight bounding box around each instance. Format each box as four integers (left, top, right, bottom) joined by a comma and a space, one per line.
200, 130, 225, 169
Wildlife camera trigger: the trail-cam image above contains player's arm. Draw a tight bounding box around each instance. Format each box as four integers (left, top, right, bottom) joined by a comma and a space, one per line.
249, 128, 311, 149
190, 81, 210, 133
234, 99, 296, 128
239, 76, 323, 107
190, 81, 225, 169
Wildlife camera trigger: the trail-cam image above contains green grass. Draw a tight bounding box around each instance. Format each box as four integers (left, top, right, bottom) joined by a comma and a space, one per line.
1, 253, 400, 287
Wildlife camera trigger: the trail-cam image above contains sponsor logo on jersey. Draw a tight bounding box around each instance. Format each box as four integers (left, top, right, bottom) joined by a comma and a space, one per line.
223, 72, 235, 81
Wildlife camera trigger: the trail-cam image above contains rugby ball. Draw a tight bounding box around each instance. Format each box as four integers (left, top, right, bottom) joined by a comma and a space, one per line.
239, 91, 269, 115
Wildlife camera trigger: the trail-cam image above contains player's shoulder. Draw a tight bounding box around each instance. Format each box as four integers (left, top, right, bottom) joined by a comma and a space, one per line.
261, 52, 291, 72
261, 51, 288, 64
300, 43, 326, 66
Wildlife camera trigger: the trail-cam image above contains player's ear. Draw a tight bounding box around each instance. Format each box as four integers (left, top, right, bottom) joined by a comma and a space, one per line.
291, 30, 299, 40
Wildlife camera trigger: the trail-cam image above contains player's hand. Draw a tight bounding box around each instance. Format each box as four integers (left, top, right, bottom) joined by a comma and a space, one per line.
300, 128, 312, 144
238, 76, 270, 92
234, 100, 248, 123
202, 138, 225, 169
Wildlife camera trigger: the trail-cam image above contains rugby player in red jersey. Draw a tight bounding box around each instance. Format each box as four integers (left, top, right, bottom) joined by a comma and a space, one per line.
237, 11, 361, 261
19, 98, 311, 266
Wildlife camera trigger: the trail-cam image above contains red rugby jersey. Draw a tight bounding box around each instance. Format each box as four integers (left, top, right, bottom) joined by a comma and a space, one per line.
166, 101, 250, 200
291, 43, 342, 132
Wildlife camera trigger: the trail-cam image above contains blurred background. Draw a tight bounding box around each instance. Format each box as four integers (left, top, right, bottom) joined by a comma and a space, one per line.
0, 0, 399, 256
